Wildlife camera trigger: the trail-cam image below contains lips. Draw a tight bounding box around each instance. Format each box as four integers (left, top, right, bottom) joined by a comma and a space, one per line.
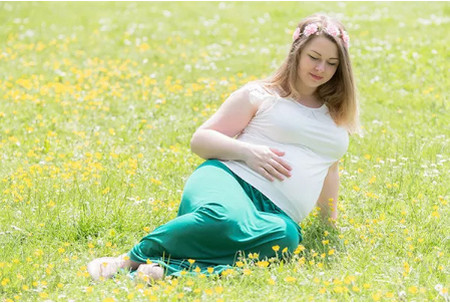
310, 73, 323, 81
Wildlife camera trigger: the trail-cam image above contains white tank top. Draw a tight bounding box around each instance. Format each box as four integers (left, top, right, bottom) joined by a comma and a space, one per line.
221, 82, 349, 223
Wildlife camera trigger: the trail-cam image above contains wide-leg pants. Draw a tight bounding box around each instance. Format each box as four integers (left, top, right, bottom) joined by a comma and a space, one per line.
128, 160, 302, 276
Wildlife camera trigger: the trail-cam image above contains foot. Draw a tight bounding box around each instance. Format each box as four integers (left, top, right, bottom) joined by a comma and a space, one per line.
87, 255, 126, 281
135, 263, 164, 283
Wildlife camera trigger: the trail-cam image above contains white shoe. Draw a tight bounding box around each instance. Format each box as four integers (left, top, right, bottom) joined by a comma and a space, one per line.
87, 256, 124, 281
136, 263, 164, 283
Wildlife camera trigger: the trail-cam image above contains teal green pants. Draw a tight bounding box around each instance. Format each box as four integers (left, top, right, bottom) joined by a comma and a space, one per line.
128, 160, 302, 276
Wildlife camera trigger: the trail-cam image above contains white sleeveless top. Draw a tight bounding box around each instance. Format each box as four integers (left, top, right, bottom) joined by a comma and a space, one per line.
221, 82, 349, 223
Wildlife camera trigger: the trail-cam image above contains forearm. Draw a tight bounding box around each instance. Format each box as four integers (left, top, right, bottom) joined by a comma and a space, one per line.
190, 128, 251, 162
316, 162, 340, 226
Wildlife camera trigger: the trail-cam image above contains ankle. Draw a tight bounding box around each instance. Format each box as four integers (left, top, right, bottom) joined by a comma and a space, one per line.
118, 255, 142, 270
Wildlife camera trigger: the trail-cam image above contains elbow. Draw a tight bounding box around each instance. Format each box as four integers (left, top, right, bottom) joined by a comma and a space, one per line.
190, 130, 200, 154
190, 129, 206, 157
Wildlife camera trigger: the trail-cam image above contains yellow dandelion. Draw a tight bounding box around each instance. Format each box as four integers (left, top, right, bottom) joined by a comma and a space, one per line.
284, 276, 296, 283
256, 260, 269, 268
272, 245, 280, 252
204, 289, 213, 295
188, 259, 195, 265
386, 292, 394, 298
207, 267, 214, 274
372, 292, 381, 301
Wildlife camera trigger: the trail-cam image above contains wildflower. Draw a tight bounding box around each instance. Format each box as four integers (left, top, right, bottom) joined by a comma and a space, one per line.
248, 252, 259, 259
344, 275, 356, 284
272, 245, 280, 252
188, 259, 195, 265
294, 245, 305, 254
256, 260, 269, 268
372, 292, 381, 301
408, 286, 418, 294
386, 292, 394, 298
403, 262, 410, 275
284, 276, 296, 283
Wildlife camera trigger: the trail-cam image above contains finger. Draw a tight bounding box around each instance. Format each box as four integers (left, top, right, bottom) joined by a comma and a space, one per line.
259, 167, 274, 182
264, 163, 286, 181
273, 157, 292, 171
270, 159, 292, 178
269, 147, 285, 157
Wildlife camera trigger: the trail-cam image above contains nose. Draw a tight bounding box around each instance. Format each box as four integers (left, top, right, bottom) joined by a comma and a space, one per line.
315, 61, 325, 73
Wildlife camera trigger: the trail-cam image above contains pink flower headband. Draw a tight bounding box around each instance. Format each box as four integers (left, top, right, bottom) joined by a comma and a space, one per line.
292, 23, 350, 48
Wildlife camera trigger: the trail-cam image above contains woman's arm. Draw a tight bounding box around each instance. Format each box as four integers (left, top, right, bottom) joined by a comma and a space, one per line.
190, 87, 292, 182
315, 161, 340, 227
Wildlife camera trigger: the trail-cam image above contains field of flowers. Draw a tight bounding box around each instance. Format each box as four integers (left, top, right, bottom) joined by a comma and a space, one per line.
0, 1, 448, 302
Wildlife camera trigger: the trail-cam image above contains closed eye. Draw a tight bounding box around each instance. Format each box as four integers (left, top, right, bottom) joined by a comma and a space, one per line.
308, 55, 318, 60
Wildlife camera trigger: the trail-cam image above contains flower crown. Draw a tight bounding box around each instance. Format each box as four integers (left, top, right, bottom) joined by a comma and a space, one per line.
292, 23, 350, 48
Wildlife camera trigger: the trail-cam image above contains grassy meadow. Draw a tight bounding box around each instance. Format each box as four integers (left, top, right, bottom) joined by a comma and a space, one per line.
0, 1, 448, 301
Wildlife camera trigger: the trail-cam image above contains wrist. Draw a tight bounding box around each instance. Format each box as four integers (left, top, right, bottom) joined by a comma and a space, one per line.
237, 142, 251, 162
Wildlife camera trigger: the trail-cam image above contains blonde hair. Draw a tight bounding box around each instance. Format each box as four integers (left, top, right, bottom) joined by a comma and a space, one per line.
264, 14, 360, 134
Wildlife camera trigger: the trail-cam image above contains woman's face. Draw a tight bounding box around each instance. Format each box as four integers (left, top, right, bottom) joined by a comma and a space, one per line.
297, 36, 339, 94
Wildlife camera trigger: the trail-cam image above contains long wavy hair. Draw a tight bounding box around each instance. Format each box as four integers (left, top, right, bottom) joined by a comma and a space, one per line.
263, 14, 360, 134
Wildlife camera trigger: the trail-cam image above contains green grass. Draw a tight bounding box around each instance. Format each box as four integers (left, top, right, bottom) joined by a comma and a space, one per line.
0, 1, 448, 301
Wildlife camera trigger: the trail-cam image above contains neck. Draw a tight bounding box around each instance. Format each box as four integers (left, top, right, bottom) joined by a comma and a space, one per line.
296, 81, 317, 97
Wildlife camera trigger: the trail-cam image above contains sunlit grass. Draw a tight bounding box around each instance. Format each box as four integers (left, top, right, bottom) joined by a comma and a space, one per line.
0, 1, 448, 301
